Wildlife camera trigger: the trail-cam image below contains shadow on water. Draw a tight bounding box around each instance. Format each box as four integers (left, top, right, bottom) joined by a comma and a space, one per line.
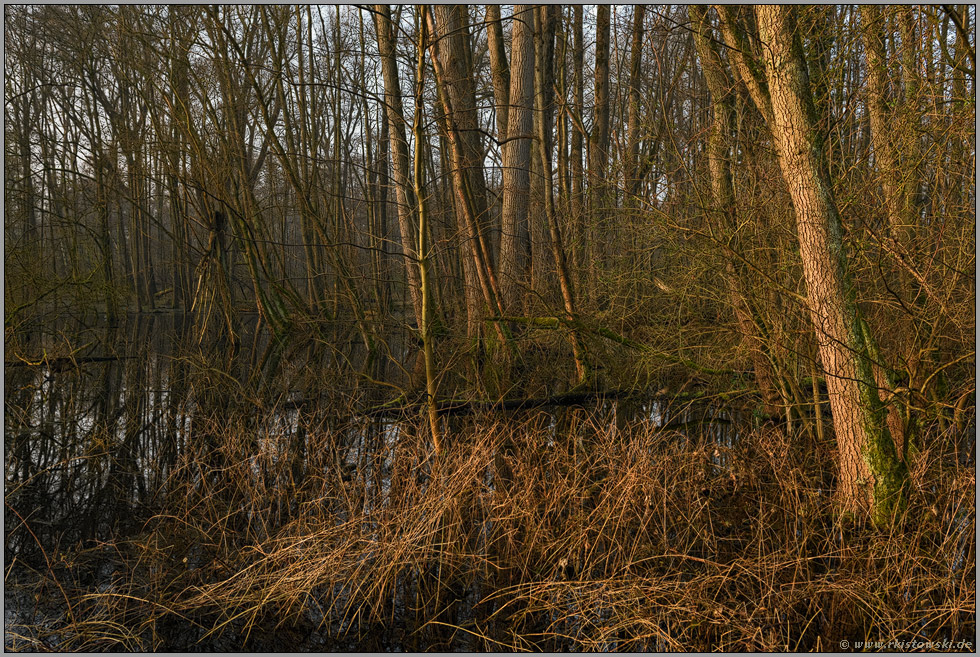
4, 314, 975, 651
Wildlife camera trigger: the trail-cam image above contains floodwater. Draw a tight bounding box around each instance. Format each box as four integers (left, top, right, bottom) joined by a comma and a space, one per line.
7, 313, 968, 651
4, 312, 731, 556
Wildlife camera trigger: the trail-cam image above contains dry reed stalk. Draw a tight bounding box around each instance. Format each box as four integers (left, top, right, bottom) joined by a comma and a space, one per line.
7, 394, 974, 651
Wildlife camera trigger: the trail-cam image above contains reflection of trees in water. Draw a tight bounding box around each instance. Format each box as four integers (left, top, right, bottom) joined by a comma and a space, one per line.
7, 312, 716, 565
5, 315, 974, 651
3, 317, 737, 569
4, 313, 408, 563
6, 316, 184, 557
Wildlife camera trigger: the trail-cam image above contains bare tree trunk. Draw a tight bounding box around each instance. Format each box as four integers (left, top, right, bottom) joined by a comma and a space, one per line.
413, 15, 441, 454
534, 4, 588, 383
860, 6, 916, 249
569, 5, 585, 288
165, 9, 193, 311
428, 5, 507, 342
485, 5, 510, 145
293, 6, 322, 311
625, 5, 645, 201
499, 5, 534, 313
589, 5, 611, 272
755, 5, 908, 524
555, 12, 570, 211
374, 101, 392, 312
372, 5, 424, 328
716, 6, 774, 126
860, 5, 921, 453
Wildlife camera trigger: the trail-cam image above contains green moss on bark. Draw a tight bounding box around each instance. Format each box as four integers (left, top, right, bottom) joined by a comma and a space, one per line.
856, 317, 909, 526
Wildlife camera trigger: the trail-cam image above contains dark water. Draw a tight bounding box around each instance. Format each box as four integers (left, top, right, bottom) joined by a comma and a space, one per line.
5, 314, 733, 551
0, 313, 822, 650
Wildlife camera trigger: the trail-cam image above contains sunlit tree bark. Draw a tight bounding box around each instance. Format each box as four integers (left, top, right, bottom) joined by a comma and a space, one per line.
412, 14, 441, 454
427, 5, 507, 342
755, 5, 908, 523
860, 6, 917, 250
484, 5, 510, 146
533, 3, 587, 383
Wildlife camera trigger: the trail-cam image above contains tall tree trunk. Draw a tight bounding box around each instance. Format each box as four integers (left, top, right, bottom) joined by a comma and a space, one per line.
534, 4, 588, 383
485, 5, 510, 145
372, 5, 424, 328
413, 15, 441, 454
555, 12, 570, 211
531, 5, 558, 295
860, 5, 921, 453
860, 6, 916, 249
755, 5, 908, 524
569, 5, 585, 288
165, 18, 193, 312
589, 5, 611, 273
428, 5, 506, 341
499, 5, 534, 313
717, 5, 775, 126
625, 5, 645, 201
374, 104, 392, 312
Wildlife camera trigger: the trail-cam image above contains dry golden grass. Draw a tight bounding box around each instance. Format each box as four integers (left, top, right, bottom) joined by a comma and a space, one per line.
6, 394, 975, 651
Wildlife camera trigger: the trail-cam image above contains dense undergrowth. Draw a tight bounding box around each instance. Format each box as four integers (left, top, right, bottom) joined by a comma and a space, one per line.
4, 4, 974, 651
5, 380, 974, 651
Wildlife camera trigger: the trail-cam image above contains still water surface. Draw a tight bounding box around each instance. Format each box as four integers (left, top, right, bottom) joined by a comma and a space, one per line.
5, 313, 743, 650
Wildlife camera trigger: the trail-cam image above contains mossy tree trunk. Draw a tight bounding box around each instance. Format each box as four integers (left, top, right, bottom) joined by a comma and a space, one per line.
755, 5, 908, 524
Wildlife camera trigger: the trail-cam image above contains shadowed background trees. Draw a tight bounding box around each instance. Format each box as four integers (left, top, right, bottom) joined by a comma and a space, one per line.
5, 5, 975, 522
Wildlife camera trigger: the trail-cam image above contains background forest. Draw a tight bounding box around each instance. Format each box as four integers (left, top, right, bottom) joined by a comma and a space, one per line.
4, 4, 976, 651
